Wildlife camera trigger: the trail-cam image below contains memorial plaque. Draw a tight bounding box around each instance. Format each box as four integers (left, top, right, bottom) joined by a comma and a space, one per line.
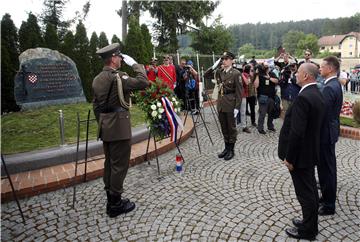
14, 48, 86, 110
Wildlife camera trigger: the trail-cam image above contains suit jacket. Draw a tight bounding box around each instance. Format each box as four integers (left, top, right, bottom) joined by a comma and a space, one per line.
320, 77, 343, 145
215, 67, 243, 112
92, 64, 148, 141
278, 84, 325, 168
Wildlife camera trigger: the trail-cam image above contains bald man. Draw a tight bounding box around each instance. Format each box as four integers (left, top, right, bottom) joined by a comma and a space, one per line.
278, 63, 325, 240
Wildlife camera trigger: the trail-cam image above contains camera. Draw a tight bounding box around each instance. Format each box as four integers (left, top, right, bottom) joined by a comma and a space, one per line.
254, 63, 267, 76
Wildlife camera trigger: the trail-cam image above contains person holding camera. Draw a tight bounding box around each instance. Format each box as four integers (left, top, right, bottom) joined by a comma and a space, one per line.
145, 57, 158, 82
92, 43, 149, 218
207, 51, 243, 160
279, 62, 301, 115
182, 60, 200, 114
254, 62, 279, 134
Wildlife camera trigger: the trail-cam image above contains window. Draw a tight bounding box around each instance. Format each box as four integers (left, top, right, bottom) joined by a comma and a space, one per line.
349, 52, 353, 56
331, 46, 333, 50
349, 44, 353, 48
321, 47, 325, 50
339, 45, 341, 49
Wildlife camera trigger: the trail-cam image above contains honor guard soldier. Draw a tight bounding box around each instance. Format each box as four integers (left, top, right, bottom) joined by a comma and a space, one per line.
206, 51, 243, 160
92, 43, 149, 218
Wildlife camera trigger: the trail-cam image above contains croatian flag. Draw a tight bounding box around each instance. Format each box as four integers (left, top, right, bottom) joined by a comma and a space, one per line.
161, 97, 184, 142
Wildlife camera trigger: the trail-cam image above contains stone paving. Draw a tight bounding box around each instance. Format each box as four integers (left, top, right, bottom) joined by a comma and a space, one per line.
1, 110, 360, 241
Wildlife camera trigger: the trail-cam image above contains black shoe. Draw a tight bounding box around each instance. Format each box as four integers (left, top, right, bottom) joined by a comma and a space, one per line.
218, 142, 229, 159
268, 127, 276, 132
292, 217, 303, 227
318, 205, 335, 216
285, 227, 316, 240
258, 129, 266, 134
242, 127, 251, 133
108, 194, 136, 218
224, 150, 234, 160
252, 122, 257, 127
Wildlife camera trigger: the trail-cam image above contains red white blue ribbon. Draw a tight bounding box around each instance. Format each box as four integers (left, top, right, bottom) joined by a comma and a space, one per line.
161, 97, 184, 142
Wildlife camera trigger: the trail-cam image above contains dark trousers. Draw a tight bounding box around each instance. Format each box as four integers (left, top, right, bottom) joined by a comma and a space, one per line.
218, 111, 237, 143
246, 96, 256, 124
318, 143, 337, 210
257, 97, 274, 131
290, 167, 319, 236
103, 139, 131, 195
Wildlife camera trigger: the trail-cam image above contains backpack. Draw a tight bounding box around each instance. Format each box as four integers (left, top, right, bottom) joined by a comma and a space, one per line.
271, 95, 281, 119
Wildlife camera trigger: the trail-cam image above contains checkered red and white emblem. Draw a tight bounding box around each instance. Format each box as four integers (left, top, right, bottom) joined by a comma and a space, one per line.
27, 73, 38, 84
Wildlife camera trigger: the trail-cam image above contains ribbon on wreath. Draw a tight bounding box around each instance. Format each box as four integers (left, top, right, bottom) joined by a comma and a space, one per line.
161, 96, 184, 142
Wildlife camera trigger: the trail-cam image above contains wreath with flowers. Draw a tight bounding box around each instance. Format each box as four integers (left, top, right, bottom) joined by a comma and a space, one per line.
134, 79, 183, 140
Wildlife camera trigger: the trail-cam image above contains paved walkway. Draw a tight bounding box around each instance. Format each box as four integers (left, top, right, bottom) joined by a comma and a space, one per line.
1, 110, 360, 241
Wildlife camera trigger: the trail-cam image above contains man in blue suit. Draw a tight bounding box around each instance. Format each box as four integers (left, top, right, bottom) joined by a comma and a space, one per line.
318, 56, 343, 216
278, 63, 325, 240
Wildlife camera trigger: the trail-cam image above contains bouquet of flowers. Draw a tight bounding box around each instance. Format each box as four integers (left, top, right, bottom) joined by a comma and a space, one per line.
134, 79, 183, 141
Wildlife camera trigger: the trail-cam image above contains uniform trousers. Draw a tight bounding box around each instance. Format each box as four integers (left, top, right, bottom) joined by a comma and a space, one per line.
290, 167, 319, 236
103, 139, 131, 195
218, 111, 237, 143
318, 143, 337, 210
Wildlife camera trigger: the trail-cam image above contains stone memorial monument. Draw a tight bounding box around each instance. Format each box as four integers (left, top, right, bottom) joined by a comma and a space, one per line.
14, 48, 86, 110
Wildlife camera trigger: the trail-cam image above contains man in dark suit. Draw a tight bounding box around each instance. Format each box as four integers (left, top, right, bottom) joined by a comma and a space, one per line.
318, 56, 343, 216
278, 63, 325, 240
93, 43, 149, 218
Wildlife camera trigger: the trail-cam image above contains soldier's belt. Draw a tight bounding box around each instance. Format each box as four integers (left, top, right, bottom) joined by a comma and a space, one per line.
223, 90, 235, 94
101, 106, 127, 113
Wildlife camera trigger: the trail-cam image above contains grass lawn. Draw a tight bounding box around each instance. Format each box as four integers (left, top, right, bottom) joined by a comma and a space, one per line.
340, 116, 360, 128
1, 103, 146, 154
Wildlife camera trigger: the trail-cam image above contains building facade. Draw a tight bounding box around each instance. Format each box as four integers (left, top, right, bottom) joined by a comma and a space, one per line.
318, 32, 360, 58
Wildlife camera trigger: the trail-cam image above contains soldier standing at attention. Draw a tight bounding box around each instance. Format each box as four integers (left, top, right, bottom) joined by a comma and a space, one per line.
92, 43, 149, 218
207, 51, 243, 160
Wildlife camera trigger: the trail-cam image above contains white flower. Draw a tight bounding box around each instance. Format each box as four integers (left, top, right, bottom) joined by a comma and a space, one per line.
158, 108, 164, 113
151, 111, 158, 117
175, 101, 179, 106
151, 104, 157, 110
158, 115, 162, 119
172, 97, 176, 102
157, 102, 162, 107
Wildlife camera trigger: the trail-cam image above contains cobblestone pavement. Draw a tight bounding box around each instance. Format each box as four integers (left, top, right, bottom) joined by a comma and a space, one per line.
2, 110, 360, 241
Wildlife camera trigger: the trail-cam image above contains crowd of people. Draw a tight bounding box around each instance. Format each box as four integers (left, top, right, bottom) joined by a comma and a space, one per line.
91, 43, 345, 241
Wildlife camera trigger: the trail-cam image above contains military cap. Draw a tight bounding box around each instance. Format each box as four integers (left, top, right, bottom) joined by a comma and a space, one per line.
221, 51, 235, 60
96, 43, 122, 59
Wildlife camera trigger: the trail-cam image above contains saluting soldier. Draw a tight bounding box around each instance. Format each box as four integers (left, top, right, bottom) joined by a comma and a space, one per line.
207, 51, 243, 160
92, 43, 149, 218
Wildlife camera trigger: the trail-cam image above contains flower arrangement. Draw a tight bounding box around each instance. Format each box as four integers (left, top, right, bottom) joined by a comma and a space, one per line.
134, 79, 183, 140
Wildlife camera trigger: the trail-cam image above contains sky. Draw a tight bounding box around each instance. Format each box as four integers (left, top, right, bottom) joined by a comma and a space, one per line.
1, 0, 359, 42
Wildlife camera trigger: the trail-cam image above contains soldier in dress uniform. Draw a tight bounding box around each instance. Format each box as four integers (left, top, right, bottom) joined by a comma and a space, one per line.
92, 43, 149, 218
206, 51, 243, 160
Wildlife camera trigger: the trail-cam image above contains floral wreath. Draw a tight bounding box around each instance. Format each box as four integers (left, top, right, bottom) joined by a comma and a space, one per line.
134, 79, 183, 141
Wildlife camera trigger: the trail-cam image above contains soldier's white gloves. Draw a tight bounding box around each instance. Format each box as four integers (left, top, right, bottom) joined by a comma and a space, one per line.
211, 58, 222, 70
211, 79, 217, 84
233, 109, 239, 118
122, 54, 137, 66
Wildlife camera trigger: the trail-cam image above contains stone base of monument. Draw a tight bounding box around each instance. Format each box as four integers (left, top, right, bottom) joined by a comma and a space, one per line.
20, 97, 87, 110
1, 125, 149, 175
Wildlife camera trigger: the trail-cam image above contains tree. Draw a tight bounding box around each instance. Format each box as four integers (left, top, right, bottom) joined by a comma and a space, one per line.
1, 13, 20, 113
191, 17, 233, 54
146, 1, 219, 52
89, 32, 102, 80
238, 43, 256, 58
141, 24, 153, 63
40, 0, 71, 39
123, 16, 146, 65
296, 34, 319, 57
73, 21, 92, 102
98, 32, 109, 48
44, 23, 60, 50
60, 31, 75, 60
18, 13, 43, 52
282, 30, 306, 55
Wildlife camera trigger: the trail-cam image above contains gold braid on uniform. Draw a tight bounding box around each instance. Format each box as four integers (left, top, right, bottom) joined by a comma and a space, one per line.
116, 73, 130, 109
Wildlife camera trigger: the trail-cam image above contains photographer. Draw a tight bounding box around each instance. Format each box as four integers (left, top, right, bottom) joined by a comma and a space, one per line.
279, 62, 300, 114
183, 60, 200, 114
145, 57, 158, 82
254, 62, 279, 134
175, 58, 187, 110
